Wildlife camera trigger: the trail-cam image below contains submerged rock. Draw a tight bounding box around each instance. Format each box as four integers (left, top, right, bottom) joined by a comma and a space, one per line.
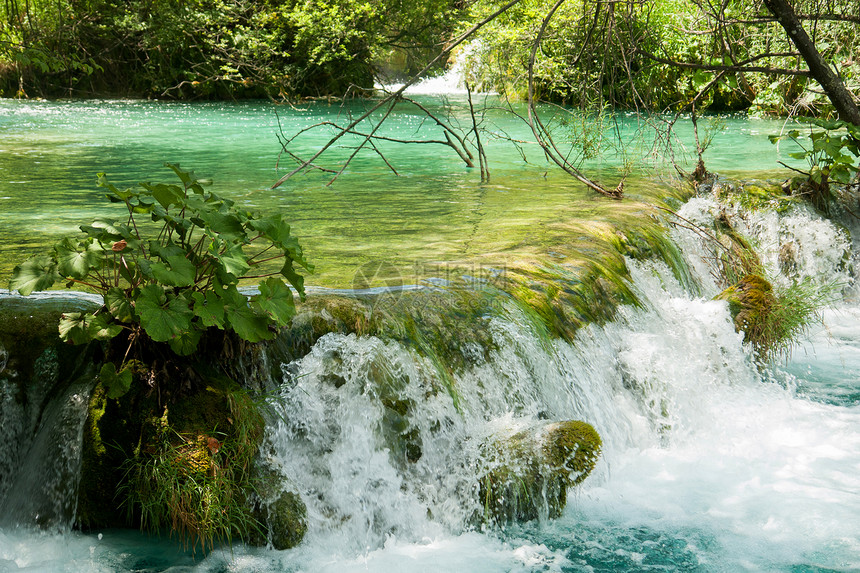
478, 420, 602, 525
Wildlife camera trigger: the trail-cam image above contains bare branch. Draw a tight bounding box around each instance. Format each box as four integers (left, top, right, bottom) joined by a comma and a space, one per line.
271, 0, 526, 189
527, 0, 623, 199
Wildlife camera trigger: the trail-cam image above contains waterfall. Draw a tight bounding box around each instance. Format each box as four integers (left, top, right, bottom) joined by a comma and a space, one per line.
1, 185, 859, 571
378, 41, 488, 96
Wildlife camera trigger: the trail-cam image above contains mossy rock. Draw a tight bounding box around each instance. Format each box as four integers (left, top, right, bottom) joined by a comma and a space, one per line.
715, 273, 776, 348
478, 420, 602, 526
76, 346, 269, 549
248, 465, 308, 550
77, 380, 159, 529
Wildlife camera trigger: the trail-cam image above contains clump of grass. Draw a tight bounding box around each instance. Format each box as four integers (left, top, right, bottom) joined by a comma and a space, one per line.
711, 216, 838, 360
120, 389, 264, 554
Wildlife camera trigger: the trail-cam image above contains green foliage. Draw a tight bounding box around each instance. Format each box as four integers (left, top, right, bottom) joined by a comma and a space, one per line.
712, 218, 838, 360
120, 396, 263, 553
0, 0, 466, 98
463, 0, 858, 114
769, 118, 860, 201
717, 273, 836, 360
9, 163, 311, 390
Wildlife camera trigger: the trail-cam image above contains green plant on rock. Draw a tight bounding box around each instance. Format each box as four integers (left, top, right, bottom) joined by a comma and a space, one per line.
8, 163, 312, 395
711, 216, 836, 360
770, 117, 860, 212
120, 393, 264, 553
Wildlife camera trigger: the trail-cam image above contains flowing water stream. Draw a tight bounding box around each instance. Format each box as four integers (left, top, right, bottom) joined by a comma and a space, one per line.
0, 95, 858, 571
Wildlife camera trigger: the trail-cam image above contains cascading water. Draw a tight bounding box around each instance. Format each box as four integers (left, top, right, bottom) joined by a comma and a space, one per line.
2, 93, 860, 570
4, 178, 858, 571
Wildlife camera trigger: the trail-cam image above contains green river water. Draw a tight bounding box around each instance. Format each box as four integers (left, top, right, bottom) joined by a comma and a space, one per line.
0, 98, 797, 287
6, 97, 858, 573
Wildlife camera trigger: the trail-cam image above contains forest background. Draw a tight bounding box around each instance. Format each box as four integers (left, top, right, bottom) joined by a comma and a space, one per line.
1, 0, 858, 120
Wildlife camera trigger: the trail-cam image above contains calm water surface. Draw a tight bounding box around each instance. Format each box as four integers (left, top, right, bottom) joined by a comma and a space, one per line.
0, 98, 798, 286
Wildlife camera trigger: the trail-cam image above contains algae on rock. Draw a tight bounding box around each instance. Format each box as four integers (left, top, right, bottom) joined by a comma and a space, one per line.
478, 420, 602, 526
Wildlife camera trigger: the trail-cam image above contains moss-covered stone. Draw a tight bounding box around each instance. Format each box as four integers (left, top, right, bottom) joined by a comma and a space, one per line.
715, 273, 776, 349
76, 332, 282, 551
248, 465, 307, 550
478, 420, 602, 526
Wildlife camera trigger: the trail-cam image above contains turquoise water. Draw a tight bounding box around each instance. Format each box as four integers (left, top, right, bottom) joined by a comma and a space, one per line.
0, 98, 798, 285
1, 98, 858, 572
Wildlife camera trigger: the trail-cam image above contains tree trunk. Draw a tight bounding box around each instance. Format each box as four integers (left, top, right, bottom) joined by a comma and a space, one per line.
763, 0, 860, 125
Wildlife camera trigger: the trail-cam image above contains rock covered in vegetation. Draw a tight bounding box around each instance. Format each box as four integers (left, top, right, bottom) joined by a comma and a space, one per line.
478, 420, 602, 525
716, 273, 776, 345
76, 333, 308, 551
248, 465, 308, 550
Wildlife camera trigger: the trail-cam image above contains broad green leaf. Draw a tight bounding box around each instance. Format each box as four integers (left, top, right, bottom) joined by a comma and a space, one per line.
150, 254, 196, 287
165, 162, 194, 186
141, 182, 184, 209
106, 287, 135, 322
97, 173, 135, 201
193, 210, 245, 240
168, 328, 203, 356
251, 277, 296, 326
192, 291, 226, 329
225, 302, 274, 343
99, 362, 133, 399
137, 258, 154, 281
250, 214, 292, 247
59, 312, 93, 344
149, 241, 185, 260
80, 219, 135, 242
214, 244, 250, 279
10, 256, 60, 295
87, 313, 123, 341
56, 238, 105, 280
136, 285, 193, 342
280, 259, 306, 300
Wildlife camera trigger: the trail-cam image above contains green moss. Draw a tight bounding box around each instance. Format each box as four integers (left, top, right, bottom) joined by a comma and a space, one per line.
119, 383, 267, 553
478, 420, 602, 526
248, 465, 308, 550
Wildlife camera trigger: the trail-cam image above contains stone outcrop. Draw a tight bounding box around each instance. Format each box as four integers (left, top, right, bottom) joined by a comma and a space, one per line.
478, 420, 602, 525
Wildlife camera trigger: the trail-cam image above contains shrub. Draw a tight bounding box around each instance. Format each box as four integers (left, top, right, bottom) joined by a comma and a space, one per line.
9, 163, 311, 396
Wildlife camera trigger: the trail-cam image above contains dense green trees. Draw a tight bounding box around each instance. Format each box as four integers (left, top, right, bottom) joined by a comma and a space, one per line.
2, 0, 857, 121
0, 0, 465, 98
464, 0, 859, 116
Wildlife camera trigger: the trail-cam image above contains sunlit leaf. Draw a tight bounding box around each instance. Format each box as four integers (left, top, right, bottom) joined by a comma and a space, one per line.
56, 238, 105, 280
251, 277, 295, 326
87, 313, 123, 341
59, 312, 92, 344
280, 259, 306, 300
141, 182, 185, 209
10, 256, 60, 295
213, 244, 250, 279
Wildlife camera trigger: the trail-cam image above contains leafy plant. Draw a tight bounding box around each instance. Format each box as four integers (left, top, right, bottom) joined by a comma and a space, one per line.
8, 163, 312, 388
770, 117, 860, 208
